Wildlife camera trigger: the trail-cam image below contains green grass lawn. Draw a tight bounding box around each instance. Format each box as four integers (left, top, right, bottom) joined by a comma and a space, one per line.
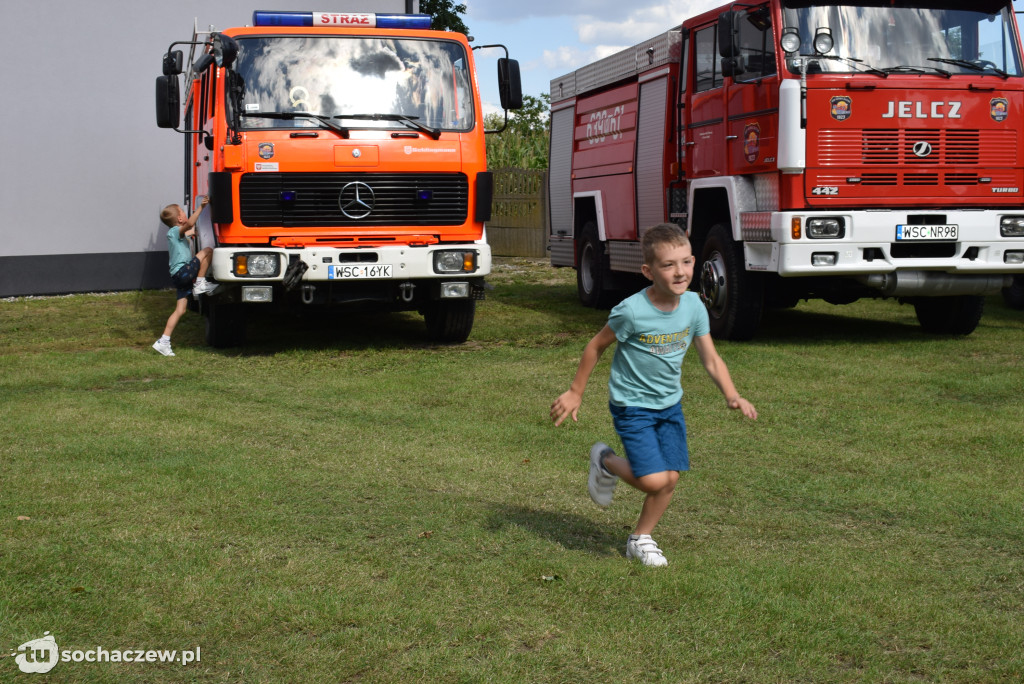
2, 259, 1022, 682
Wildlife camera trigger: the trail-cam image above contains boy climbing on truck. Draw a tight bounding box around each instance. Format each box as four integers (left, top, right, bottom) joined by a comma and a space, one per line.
550, 223, 757, 566
152, 197, 215, 356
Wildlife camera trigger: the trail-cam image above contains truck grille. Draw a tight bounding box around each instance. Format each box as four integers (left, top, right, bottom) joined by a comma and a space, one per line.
239, 173, 469, 227
818, 129, 1017, 168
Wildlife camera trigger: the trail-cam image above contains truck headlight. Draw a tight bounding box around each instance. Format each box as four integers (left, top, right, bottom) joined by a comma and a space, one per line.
433, 250, 478, 274
440, 282, 470, 298
807, 217, 845, 239
233, 253, 281, 277
1000, 216, 1024, 237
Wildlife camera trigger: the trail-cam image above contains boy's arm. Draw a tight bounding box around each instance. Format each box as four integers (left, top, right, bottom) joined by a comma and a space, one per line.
692, 334, 757, 420
178, 196, 210, 236
550, 324, 617, 426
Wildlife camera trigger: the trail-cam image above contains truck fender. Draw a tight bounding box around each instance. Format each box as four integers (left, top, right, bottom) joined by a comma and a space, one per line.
687, 176, 756, 243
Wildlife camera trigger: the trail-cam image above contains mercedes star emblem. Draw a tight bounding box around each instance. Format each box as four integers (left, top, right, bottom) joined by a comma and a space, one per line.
338, 181, 375, 219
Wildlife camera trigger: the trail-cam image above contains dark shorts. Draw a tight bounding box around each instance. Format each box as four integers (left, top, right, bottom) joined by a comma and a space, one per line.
170, 257, 200, 299
609, 402, 690, 478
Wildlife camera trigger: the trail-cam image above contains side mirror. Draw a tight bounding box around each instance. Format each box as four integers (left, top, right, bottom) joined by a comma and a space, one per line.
193, 52, 215, 75
156, 75, 180, 129
498, 58, 523, 110
718, 11, 740, 58
212, 33, 239, 68
163, 50, 183, 76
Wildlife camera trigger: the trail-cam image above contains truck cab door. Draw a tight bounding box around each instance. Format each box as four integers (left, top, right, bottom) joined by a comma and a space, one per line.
723, 5, 779, 176
685, 21, 727, 178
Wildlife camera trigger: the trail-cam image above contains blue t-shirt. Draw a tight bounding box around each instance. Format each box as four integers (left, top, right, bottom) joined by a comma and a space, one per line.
607, 289, 710, 409
167, 226, 192, 275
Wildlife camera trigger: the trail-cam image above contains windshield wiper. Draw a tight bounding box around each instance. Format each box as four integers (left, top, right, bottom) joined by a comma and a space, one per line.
928, 57, 1009, 79
882, 64, 952, 78
242, 111, 350, 138
335, 113, 442, 140
823, 55, 887, 78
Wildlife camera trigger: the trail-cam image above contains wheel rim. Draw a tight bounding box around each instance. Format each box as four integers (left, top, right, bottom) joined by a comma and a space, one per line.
579, 242, 595, 295
700, 252, 728, 317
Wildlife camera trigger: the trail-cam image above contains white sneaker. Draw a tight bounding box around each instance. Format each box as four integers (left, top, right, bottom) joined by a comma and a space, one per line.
626, 535, 668, 567
588, 442, 618, 507
192, 279, 217, 297
152, 339, 175, 357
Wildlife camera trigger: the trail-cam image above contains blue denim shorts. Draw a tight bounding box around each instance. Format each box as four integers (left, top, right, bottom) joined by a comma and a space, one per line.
609, 402, 689, 477
170, 257, 201, 300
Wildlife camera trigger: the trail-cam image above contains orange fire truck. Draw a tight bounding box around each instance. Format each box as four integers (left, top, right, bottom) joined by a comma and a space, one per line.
156, 10, 521, 346
548, 0, 1024, 339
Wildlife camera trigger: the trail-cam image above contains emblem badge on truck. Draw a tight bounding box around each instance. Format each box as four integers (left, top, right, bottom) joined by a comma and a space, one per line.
339, 182, 375, 219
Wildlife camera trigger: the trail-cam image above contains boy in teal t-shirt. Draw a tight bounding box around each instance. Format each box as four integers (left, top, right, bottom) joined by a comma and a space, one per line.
551, 223, 757, 567
152, 197, 214, 357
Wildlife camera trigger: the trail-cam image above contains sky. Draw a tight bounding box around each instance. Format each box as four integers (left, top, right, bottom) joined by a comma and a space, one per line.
464, 0, 718, 110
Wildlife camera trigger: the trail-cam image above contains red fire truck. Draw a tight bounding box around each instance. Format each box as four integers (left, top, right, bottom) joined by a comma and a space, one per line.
156, 10, 521, 346
548, 0, 1024, 339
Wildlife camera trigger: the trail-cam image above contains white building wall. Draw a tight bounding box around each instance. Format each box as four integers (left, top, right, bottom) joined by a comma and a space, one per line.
0, 0, 416, 296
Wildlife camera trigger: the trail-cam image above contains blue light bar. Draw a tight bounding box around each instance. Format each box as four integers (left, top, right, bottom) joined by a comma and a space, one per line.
376, 14, 432, 29
252, 11, 432, 30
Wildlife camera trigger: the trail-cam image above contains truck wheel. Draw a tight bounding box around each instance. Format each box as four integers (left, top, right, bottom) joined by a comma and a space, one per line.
205, 301, 247, 348
913, 295, 984, 335
577, 223, 614, 308
698, 224, 763, 341
1002, 275, 1024, 310
425, 299, 475, 343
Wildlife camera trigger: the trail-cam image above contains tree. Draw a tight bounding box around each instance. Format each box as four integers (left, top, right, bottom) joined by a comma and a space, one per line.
485, 94, 551, 169
419, 0, 469, 35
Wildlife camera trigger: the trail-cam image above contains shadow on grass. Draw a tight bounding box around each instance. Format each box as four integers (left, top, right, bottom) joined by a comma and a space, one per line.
484, 502, 624, 558
136, 289, 451, 355
753, 306, 922, 345
235, 309, 436, 355
755, 295, 1022, 345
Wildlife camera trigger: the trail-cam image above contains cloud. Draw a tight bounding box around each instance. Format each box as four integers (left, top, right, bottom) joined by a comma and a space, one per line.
538, 45, 589, 72
576, 1, 699, 45
465, 0, 632, 21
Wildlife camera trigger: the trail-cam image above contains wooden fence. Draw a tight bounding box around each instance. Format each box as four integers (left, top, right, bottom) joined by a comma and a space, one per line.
487, 168, 548, 258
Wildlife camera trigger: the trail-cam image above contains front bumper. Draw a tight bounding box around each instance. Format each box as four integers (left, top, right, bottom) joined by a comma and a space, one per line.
210, 243, 491, 283
743, 209, 1024, 277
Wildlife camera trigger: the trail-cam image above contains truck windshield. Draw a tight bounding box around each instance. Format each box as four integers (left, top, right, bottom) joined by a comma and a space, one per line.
233, 36, 474, 131
782, 1, 1022, 76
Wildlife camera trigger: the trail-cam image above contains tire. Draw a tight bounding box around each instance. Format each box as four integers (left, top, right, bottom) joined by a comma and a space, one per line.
576, 223, 614, 308
205, 301, 247, 348
424, 299, 475, 343
913, 295, 984, 335
1002, 275, 1024, 310
698, 224, 763, 341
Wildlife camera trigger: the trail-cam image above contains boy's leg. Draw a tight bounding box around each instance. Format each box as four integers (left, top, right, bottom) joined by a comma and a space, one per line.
192, 250, 219, 296
162, 297, 189, 338
607, 403, 688, 566
602, 457, 679, 534
154, 297, 188, 356
633, 471, 679, 535
196, 248, 213, 278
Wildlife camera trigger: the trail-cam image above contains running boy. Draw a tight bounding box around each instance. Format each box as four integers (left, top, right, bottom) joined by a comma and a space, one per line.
550, 223, 757, 567
152, 197, 215, 356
